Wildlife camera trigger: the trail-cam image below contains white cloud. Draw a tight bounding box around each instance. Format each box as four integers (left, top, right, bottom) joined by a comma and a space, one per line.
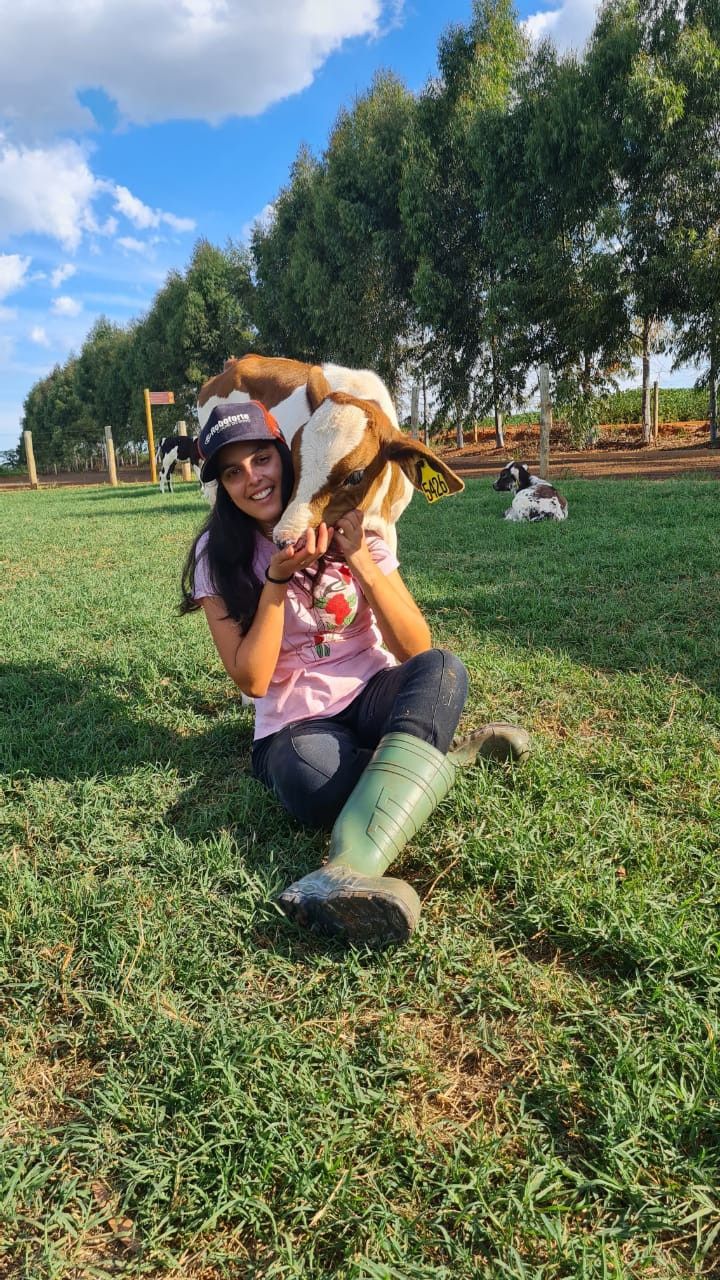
0, 252, 31, 299
111, 184, 195, 233
0, 305, 18, 322
29, 325, 50, 346
117, 236, 151, 255
523, 0, 600, 54
0, 140, 98, 249
52, 295, 83, 317
50, 263, 77, 288
0, 138, 195, 251
0, 0, 386, 137
241, 202, 276, 243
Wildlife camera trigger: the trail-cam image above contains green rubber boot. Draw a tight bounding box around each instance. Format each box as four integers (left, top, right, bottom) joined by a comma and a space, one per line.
277, 732, 456, 946
449, 722, 531, 766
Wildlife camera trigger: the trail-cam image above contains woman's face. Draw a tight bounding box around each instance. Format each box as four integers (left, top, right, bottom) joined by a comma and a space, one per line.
218, 440, 285, 532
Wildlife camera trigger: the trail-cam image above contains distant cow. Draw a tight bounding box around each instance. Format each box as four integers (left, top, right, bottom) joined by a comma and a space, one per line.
493, 462, 568, 522
197, 354, 462, 553
156, 434, 215, 501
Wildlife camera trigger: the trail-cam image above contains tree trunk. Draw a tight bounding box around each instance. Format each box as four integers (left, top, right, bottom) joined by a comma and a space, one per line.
581, 353, 595, 450
491, 334, 505, 449
494, 408, 504, 450
538, 364, 552, 479
710, 344, 718, 448
641, 316, 652, 445
456, 407, 464, 451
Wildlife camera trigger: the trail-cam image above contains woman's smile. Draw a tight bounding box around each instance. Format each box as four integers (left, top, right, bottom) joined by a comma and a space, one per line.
218, 440, 285, 529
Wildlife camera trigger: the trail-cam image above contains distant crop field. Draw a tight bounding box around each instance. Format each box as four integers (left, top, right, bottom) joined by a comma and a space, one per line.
1, 480, 719, 1279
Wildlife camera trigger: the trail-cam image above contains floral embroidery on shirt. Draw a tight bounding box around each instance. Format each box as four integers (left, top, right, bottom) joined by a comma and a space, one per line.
313, 573, 358, 633
313, 632, 331, 658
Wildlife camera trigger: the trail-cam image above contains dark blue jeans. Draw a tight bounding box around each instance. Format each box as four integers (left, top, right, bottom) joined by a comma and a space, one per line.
251, 648, 468, 829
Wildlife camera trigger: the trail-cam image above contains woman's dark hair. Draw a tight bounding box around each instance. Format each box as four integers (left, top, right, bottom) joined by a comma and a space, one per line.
180, 439, 295, 632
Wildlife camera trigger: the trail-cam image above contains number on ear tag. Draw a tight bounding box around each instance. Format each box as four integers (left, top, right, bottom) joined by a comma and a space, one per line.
418, 459, 451, 503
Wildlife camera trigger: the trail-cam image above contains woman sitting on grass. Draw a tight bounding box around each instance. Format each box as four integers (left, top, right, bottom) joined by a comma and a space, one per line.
181, 400, 529, 946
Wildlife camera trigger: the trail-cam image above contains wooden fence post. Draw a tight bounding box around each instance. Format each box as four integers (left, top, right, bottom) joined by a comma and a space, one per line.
105, 425, 118, 486
23, 430, 39, 489
143, 389, 158, 484
538, 364, 552, 478
652, 381, 660, 444
177, 420, 192, 481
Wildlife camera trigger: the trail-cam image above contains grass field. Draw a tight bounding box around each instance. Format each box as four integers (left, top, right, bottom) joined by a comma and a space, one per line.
1, 477, 719, 1280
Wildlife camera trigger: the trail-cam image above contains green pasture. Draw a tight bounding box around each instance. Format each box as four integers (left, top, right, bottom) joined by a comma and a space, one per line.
1, 477, 719, 1279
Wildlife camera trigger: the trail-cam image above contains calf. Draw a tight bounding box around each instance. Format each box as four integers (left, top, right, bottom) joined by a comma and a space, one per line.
156, 434, 215, 502
493, 462, 568, 522
198, 354, 460, 554
197, 352, 399, 435
272, 366, 464, 551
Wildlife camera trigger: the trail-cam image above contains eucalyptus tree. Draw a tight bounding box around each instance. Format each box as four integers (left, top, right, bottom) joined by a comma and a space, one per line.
21, 361, 95, 469
251, 145, 327, 362
481, 30, 631, 446
651, 0, 720, 443
130, 239, 257, 424
401, 0, 528, 446
75, 318, 135, 448
180, 238, 256, 390
253, 76, 416, 391
310, 72, 416, 390
585, 0, 716, 443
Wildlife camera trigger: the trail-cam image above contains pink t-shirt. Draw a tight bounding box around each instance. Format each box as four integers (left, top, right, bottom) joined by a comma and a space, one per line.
193, 531, 399, 739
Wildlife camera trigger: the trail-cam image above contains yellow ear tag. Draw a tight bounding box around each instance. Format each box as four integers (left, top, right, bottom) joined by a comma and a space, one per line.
418, 459, 451, 503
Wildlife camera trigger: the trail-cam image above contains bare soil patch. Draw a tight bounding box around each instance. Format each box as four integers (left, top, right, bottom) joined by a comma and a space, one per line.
439, 419, 720, 481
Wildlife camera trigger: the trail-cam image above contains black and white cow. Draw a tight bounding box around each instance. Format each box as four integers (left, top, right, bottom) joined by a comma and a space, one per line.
493, 462, 568, 522
156, 434, 215, 502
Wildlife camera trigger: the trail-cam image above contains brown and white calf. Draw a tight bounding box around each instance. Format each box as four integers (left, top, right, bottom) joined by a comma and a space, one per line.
198, 353, 398, 435
272, 366, 463, 552
197, 354, 463, 552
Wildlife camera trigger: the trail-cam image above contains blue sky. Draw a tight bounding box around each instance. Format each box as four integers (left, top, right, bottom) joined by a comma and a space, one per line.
0, 0, 686, 456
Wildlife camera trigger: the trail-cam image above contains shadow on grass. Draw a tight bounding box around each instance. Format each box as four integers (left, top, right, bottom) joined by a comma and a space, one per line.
72, 485, 205, 504
77, 502, 206, 519
0, 661, 251, 783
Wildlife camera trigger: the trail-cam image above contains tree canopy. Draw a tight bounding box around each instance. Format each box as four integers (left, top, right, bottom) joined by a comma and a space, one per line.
18, 0, 720, 465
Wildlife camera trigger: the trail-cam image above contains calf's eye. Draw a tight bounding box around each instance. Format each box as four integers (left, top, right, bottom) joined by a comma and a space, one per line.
343, 469, 365, 487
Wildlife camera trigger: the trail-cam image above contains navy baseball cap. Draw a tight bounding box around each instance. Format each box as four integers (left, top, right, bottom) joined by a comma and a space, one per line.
198, 400, 285, 482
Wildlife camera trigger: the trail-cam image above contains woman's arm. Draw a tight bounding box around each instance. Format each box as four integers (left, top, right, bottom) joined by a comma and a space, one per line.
201, 523, 334, 697
333, 511, 431, 661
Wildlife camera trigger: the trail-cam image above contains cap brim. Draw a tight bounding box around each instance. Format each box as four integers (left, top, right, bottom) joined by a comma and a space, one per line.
200, 457, 219, 484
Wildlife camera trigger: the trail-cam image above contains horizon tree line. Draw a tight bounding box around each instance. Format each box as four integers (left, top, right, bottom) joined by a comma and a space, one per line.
14, 0, 720, 470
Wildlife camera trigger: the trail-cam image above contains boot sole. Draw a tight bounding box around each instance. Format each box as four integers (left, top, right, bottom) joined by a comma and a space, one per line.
278, 872, 420, 946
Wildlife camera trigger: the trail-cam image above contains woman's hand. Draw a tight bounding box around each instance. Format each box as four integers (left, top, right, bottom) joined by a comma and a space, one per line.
267, 522, 334, 582
331, 509, 371, 572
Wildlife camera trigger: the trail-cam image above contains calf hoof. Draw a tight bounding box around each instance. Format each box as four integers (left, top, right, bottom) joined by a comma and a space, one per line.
277, 864, 421, 946
450, 722, 531, 765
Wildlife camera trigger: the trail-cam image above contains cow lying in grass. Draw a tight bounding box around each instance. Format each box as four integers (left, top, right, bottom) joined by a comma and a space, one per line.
156, 434, 215, 502
493, 462, 568, 522
197, 354, 463, 553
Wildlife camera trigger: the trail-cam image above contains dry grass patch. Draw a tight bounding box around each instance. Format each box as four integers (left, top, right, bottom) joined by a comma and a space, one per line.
395, 1010, 533, 1144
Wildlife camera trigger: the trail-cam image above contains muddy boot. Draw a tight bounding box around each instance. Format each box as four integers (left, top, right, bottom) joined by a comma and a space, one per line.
277, 733, 456, 946
449, 722, 530, 766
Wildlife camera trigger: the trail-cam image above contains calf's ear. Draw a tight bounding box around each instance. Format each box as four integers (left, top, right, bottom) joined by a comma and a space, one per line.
382, 436, 464, 503
306, 366, 333, 412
